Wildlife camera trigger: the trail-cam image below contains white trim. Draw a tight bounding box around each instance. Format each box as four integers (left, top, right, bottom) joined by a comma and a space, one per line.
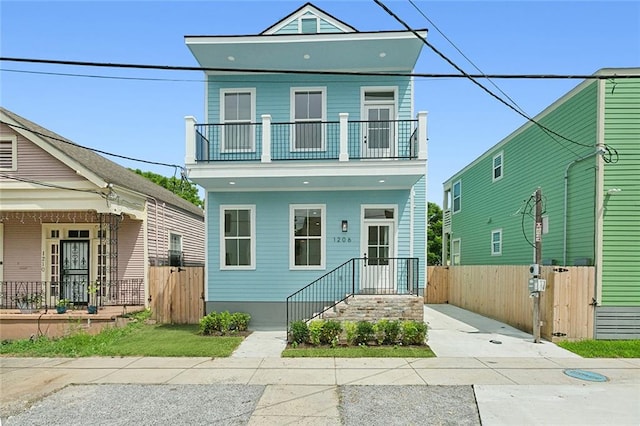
219, 204, 256, 270
261, 4, 357, 35
451, 238, 461, 266
220, 88, 256, 153
492, 151, 504, 182
187, 31, 425, 46
594, 78, 606, 307
491, 229, 503, 256
360, 86, 398, 119
290, 204, 326, 270
452, 180, 461, 214
290, 87, 327, 152
0, 135, 17, 171
409, 188, 415, 258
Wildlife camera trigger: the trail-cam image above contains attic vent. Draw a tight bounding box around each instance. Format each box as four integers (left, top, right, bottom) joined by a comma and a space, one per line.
0, 137, 17, 170
300, 17, 317, 34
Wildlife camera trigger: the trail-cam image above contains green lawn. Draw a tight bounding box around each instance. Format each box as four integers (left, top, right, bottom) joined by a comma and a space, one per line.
282, 345, 436, 358
556, 339, 640, 358
0, 311, 243, 357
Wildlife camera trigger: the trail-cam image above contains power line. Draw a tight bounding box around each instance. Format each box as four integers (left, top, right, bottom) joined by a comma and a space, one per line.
406, 0, 582, 158
1, 56, 638, 80
0, 173, 106, 196
374, 0, 594, 152
0, 120, 185, 171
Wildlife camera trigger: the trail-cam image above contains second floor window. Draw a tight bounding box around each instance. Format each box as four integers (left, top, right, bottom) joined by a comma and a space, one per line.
453, 180, 461, 213
493, 152, 503, 181
222, 90, 254, 152
292, 89, 324, 150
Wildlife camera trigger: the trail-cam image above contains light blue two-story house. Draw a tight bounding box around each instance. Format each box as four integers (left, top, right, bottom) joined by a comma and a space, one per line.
184, 3, 428, 329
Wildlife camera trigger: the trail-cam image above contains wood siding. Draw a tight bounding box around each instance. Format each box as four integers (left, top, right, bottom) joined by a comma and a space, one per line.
602, 77, 640, 306
118, 216, 145, 280
206, 188, 424, 302
0, 123, 81, 182
2, 221, 41, 281
146, 200, 205, 266
445, 81, 598, 266
426, 265, 594, 341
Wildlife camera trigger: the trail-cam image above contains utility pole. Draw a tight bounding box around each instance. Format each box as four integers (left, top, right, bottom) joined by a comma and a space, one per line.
533, 187, 543, 343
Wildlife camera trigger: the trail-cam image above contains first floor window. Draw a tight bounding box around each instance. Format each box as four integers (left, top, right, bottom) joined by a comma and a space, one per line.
451, 238, 461, 266
291, 205, 325, 268
491, 229, 502, 256
221, 206, 255, 268
169, 233, 183, 266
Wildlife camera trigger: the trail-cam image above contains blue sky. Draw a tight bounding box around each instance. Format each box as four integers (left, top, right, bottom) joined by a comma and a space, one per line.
1, 1, 639, 205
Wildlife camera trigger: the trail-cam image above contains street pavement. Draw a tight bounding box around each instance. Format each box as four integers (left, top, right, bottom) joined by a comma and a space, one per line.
1, 305, 638, 425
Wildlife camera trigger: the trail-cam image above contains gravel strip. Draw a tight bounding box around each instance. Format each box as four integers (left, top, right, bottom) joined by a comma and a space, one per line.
4, 384, 265, 426
339, 385, 481, 426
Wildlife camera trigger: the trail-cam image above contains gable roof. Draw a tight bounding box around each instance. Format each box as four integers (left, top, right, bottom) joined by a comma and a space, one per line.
261, 2, 357, 35
0, 107, 204, 218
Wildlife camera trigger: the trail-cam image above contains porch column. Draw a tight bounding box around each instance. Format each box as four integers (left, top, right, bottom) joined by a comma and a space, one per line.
417, 111, 428, 161
339, 112, 349, 162
261, 114, 272, 163
185, 116, 197, 165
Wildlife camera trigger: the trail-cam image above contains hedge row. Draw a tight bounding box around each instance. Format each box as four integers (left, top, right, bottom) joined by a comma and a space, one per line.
289, 319, 427, 347
199, 311, 251, 335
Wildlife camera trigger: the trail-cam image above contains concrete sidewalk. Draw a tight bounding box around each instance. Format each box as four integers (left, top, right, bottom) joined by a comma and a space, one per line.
2, 356, 639, 424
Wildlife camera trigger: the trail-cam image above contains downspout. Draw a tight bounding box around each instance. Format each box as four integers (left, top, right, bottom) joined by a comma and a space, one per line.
563, 147, 605, 265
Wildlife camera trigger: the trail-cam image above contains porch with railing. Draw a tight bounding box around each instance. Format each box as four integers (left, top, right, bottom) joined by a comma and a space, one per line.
0, 279, 145, 310
286, 257, 419, 331
188, 112, 427, 164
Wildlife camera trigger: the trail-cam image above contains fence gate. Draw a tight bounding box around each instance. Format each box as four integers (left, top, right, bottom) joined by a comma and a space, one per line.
149, 266, 204, 324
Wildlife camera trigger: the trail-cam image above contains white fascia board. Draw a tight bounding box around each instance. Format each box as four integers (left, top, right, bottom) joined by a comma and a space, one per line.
186, 30, 427, 46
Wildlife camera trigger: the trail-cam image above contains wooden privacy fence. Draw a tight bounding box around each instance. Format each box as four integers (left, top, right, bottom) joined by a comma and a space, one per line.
425, 265, 595, 341
149, 266, 204, 324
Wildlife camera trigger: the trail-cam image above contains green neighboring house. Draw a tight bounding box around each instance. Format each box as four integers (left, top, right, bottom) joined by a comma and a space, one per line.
442, 68, 639, 339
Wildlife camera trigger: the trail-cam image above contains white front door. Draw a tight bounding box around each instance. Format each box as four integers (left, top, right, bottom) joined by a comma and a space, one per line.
361, 220, 395, 293
363, 105, 394, 158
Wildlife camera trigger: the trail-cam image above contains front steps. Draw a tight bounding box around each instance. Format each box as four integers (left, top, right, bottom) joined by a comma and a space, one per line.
320, 294, 423, 322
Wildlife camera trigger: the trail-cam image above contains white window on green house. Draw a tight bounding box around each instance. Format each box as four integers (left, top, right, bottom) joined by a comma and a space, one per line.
221, 89, 255, 152
452, 180, 461, 213
493, 151, 503, 182
491, 229, 502, 256
292, 88, 325, 150
0, 136, 17, 171
221, 206, 255, 269
291, 205, 325, 269
451, 238, 461, 266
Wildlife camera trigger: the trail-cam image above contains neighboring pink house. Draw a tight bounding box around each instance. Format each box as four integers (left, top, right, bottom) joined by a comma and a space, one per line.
0, 107, 204, 309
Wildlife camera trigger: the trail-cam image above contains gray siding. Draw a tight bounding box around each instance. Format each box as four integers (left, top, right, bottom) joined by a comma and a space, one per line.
595, 306, 640, 339
118, 217, 145, 279
146, 200, 205, 266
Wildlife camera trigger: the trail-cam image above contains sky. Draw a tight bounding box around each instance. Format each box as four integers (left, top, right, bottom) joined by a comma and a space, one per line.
1, 0, 639, 205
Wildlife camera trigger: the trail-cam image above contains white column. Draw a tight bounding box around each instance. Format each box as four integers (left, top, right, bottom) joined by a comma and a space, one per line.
417, 111, 428, 161
339, 112, 349, 162
184, 116, 197, 165
261, 114, 272, 163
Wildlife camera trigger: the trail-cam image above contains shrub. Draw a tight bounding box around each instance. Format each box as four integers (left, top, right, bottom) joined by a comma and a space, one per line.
199, 311, 251, 335
289, 320, 309, 344
400, 321, 427, 345
308, 320, 324, 346
354, 321, 375, 345
343, 321, 357, 345
321, 320, 342, 346
232, 312, 251, 331
374, 319, 401, 345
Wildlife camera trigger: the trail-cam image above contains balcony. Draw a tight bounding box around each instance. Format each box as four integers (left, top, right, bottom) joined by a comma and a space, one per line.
185, 112, 427, 191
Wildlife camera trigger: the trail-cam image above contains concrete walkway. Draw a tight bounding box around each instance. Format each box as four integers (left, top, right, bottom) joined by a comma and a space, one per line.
2, 306, 639, 424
